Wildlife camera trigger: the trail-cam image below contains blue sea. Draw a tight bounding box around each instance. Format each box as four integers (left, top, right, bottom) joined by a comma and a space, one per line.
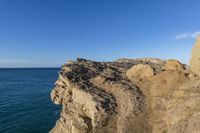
0, 68, 61, 133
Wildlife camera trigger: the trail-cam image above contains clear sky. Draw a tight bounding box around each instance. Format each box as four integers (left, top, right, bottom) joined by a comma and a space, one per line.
0, 0, 200, 67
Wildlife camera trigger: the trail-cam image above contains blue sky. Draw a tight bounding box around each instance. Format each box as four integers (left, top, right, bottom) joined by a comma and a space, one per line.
0, 0, 200, 67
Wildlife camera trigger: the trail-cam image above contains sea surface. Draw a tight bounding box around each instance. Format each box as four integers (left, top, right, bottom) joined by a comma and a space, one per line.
0, 68, 61, 133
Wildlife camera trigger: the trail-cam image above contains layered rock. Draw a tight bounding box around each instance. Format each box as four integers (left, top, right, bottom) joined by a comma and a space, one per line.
50, 37, 200, 133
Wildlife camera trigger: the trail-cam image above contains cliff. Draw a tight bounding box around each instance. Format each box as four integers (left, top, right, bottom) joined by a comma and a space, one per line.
190, 34, 200, 76
49, 35, 200, 133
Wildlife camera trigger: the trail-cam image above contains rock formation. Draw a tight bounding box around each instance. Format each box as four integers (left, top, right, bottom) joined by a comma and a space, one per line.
190, 34, 200, 76
50, 37, 200, 133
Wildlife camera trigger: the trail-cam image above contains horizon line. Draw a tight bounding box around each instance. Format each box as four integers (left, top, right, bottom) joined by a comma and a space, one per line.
0, 67, 60, 69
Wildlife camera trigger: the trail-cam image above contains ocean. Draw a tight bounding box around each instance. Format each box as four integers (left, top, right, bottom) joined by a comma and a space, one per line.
0, 68, 61, 133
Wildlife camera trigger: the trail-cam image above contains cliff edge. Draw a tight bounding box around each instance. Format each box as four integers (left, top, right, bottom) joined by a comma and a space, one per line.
49, 35, 200, 133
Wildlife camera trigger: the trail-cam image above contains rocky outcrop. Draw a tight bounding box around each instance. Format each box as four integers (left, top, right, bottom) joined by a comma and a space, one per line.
50, 37, 200, 133
190, 34, 200, 76
126, 64, 154, 80
162, 60, 185, 71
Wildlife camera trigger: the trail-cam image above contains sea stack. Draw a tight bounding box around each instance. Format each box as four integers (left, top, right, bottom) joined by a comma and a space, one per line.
190, 34, 200, 76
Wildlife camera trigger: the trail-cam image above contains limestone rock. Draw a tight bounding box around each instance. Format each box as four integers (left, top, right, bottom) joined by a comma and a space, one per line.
190, 34, 200, 76
185, 113, 200, 133
50, 59, 155, 133
49, 37, 200, 133
162, 60, 184, 71
126, 64, 154, 81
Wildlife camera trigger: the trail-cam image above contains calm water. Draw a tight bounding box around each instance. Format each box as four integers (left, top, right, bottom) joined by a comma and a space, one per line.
0, 68, 61, 133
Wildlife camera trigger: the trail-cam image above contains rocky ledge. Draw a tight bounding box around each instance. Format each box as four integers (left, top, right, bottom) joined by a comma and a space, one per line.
49, 35, 200, 133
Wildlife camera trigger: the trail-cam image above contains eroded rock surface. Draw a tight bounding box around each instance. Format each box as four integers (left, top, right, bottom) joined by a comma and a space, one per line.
50, 37, 200, 133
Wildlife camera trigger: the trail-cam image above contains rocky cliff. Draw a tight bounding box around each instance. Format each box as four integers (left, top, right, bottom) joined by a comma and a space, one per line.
49, 35, 200, 133
190, 34, 200, 76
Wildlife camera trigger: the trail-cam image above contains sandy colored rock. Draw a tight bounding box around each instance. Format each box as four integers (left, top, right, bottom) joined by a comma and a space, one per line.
190, 34, 200, 76
50, 59, 153, 133
50, 37, 200, 133
185, 113, 200, 133
162, 59, 184, 71
126, 64, 154, 80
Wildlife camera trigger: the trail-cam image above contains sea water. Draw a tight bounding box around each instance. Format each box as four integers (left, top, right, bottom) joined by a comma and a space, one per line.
0, 68, 61, 133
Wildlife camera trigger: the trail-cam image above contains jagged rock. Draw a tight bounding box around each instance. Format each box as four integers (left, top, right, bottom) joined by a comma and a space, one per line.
50, 37, 200, 133
190, 34, 200, 76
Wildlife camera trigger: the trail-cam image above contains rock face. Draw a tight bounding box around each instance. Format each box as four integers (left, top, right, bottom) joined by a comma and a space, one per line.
50, 38, 200, 133
190, 34, 200, 76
